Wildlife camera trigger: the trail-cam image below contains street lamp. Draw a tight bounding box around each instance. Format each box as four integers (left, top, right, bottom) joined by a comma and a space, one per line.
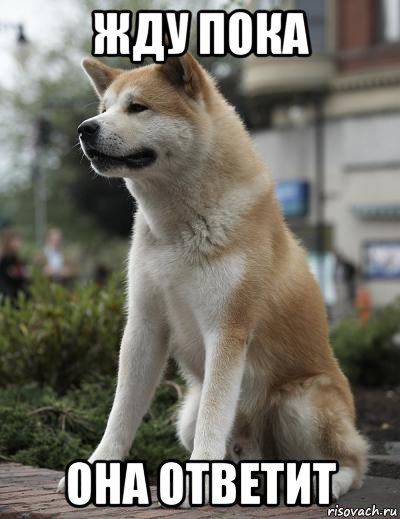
0, 22, 47, 246
287, 94, 327, 300
0, 21, 28, 44
32, 117, 51, 247
313, 93, 327, 299
16, 24, 28, 45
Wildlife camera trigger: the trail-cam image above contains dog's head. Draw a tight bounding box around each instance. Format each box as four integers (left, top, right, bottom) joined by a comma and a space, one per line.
79, 54, 214, 179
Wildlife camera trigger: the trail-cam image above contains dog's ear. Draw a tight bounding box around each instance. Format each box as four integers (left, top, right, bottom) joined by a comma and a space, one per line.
161, 53, 204, 99
81, 58, 122, 97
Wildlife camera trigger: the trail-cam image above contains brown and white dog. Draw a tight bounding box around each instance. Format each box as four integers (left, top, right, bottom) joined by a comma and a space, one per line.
58, 53, 368, 501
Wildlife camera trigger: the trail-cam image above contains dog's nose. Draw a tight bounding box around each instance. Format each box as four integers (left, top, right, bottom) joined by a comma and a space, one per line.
78, 120, 99, 140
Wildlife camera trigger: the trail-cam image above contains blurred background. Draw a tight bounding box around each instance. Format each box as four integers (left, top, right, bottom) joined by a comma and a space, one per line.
0, 0, 399, 482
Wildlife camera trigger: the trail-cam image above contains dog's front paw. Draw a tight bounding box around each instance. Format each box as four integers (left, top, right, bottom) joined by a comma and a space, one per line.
180, 495, 191, 508
57, 476, 65, 493
159, 474, 210, 508
182, 473, 210, 507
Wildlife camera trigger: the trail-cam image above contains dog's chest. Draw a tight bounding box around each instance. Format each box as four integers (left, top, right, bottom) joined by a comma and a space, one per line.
145, 244, 245, 347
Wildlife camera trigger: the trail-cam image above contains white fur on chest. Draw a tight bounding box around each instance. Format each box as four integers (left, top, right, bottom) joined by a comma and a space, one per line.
139, 242, 245, 372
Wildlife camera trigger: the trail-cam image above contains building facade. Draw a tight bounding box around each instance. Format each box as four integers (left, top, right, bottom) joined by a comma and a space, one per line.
243, 0, 400, 308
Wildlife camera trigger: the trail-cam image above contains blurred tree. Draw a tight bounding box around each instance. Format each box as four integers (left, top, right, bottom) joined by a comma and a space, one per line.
0, 0, 245, 248
0, 0, 146, 243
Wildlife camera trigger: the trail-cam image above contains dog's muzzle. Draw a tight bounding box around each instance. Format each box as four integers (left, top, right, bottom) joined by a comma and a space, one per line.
78, 121, 157, 170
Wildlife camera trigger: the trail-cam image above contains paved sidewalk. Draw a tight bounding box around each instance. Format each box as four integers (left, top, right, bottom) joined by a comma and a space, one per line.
0, 463, 399, 518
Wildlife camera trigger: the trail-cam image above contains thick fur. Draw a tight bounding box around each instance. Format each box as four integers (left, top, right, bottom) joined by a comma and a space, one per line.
58, 54, 368, 501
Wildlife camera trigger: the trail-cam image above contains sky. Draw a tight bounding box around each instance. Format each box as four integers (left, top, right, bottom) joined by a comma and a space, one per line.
0, 0, 233, 88
0, 0, 82, 88
0, 1, 86, 190
0, 0, 234, 188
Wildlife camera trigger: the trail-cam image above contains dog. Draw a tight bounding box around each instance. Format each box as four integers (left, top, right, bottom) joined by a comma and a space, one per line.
58, 52, 368, 502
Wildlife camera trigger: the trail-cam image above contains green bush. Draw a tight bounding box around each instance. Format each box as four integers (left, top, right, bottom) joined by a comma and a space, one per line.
0, 378, 186, 478
0, 276, 186, 476
0, 274, 124, 393
3, 273, 397, 476
331, 299, 400, 386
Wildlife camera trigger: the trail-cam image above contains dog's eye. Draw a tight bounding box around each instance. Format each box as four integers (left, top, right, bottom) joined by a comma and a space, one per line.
127, 103, 148, 114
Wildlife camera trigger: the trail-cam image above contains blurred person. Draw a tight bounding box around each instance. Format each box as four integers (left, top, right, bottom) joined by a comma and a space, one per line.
0, 228, 28, 299
94, 263, 111, 287
333, 251, 358, 320
335, 252, 357, 304
43, 227, 71, 281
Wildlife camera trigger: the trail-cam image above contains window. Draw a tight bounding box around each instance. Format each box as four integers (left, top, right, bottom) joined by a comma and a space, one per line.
363, 241, 400, 279
379, 0, 400, 43
257, 0, 327, 53
256, 0, 292, 9
297, 0, 326, 52
256, 0, 327, 53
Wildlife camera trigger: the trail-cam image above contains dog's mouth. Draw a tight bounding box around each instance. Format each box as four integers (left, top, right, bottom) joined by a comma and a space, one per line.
85, 146, 157, 170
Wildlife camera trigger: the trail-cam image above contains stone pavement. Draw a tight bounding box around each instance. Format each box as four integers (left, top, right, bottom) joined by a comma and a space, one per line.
370, 441, 400, 479
0, 463, 399, 518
